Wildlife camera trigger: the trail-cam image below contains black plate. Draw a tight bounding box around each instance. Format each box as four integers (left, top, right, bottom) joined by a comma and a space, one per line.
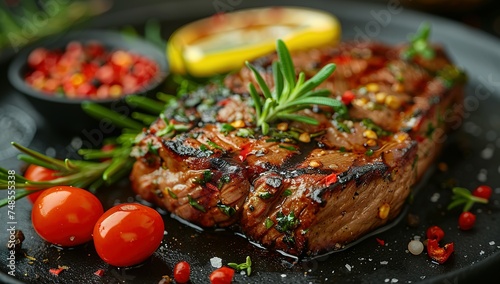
1, 0, 500, 283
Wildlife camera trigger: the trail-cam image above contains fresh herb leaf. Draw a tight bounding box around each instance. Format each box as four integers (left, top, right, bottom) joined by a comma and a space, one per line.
228, 256, 252, 276
448, 187, 488, 212
193, 170, 213, 186
220, 123, 236, 135
246, 39, 343, 134
265, 218, 274, 229
402, 22, 435, 60
188, 195, 206, 212
275, 211, 299, 234
259, 192, 273, 200
217, 204, 236, 216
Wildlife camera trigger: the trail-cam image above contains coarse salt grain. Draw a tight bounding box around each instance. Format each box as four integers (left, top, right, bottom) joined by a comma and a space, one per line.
489, 241, 495, 245
380, 261, 388, 265
210, 257, 222, 268
430, 193, 440, 202
345, 264, 352, 271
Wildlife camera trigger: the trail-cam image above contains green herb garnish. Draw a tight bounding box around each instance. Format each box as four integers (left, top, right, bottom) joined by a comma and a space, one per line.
217, 204, 236, 216
447, 187, 488, 212
188, 195, 206, 212
403, 22, 435, 60
228, 256, 252, 276
220, 123, 236, 135
259, 192, 273, 200
193, 170, 213, 186
275, 211, 299, 234
265, 218, 274, 229
246, 39, 344, 135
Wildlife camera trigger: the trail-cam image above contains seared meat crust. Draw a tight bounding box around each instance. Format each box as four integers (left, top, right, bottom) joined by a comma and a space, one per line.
130, 41, 465, 256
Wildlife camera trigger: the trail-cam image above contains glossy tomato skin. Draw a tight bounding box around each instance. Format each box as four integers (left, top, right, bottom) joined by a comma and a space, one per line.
24, 164, 58, 203
93, 203, 164, 267
31, 186, 104, 247
174, 261, 191, 283
458, 211, 476, 230
472, 185, 492, 200
209, 267, 235, 284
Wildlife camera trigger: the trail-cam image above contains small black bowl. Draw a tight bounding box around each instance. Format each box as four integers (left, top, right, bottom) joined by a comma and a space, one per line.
8, 29, 168, 134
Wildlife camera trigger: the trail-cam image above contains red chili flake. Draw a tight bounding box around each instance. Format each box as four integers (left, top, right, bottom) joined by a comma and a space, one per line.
376, 238, 385, 246
217, 98, 232, 106
205, 182, 219, 192
49, 266, 68, 276
341, 90, 355, 105
94, 269, 105, 277
324, 173, 338, 186
333, 55, 352, 65
238, 142, 253, 162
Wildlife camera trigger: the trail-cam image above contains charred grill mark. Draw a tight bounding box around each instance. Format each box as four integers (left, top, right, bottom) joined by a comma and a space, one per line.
282, 168, 332, 179
209, 157, 240, 174
337, 162, 388, 186
164, 136, 212, 158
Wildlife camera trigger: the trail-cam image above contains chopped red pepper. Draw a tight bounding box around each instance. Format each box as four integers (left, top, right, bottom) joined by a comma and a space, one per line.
427, 238, 454, 264
94, 269, 105, 277
239, 142, 253, 162
341, 90, 355, 105
49, 266, 68, 276
205, 182, 219, 192
426, 225, 445, 241
324, 173, 338, 186
333, 55, 352, 65
375, 237, 385, 246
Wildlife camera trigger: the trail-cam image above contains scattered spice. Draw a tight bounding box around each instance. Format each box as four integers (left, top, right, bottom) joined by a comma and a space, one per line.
94, 269, 105, 277
376, 238, 385, 246
324, 173, 338, 186
49, 265, 68, 276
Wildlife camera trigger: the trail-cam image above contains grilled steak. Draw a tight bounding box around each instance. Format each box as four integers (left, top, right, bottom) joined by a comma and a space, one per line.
129, 41, 465, 256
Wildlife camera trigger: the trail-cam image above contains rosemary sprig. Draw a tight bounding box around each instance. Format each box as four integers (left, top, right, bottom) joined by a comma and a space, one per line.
246, 39, 344, 135
0, 94, 165, 207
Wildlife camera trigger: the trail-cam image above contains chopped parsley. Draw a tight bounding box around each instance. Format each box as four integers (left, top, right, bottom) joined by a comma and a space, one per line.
217, 204, 236, 216
188, 195, 206, 212
193, 170, 213, 186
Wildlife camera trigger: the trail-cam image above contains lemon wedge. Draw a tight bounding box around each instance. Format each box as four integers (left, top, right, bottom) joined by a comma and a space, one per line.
167, 6, 341, 77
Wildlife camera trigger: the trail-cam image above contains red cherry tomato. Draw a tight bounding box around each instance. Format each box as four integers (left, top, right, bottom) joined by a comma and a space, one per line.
472, 185, 492, 200
93, 203, 164, 267
31, 186, 103, 247
426, 225, 445, 241
458, 211, 476, 230
209, 267, 235, 284
174, 261, 191, 283
23, 164, 59, 203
